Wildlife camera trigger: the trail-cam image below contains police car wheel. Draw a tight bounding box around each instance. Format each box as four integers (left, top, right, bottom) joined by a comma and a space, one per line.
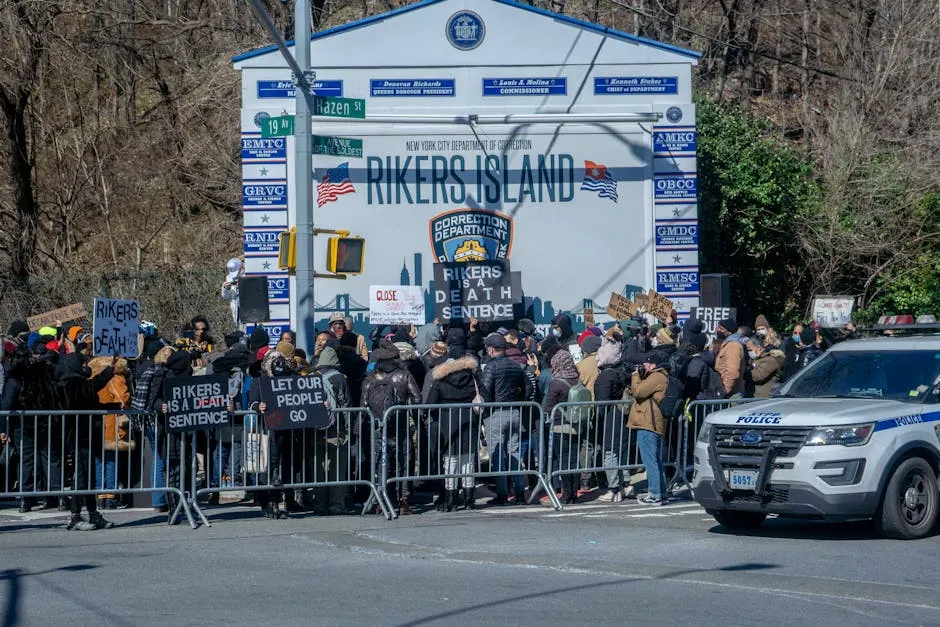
712, 510, 767, 530
875, 457, 938, 540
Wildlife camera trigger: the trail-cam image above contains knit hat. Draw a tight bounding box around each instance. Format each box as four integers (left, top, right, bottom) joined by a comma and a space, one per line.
484, 333, 507, 350
597, 337, 622, 368
38, 326, 57, 338
754, 314, 770, 329
581, 335, 602, 356
643, 351, 669, 368
372, 338, 400, 361
249, 326, 270, 352
67, 326, 84, 342
7, 320, 28, 337
718, 317, 737, 333
655, 327, 676, 347
165, 350, 192, 376
577, 330, 594, 346
429, 341, 448, 359
517, 319, 536, 335
256, 346, 270, 361
683, 318, 705, 334
275, 340, 295, 360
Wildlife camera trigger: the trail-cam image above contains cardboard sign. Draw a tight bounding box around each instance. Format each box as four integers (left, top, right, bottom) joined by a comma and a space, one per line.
606, 293, 636, 320
260, 375, 331, 430
165, 374, 231, 433
369, 285, 425, 325
432, 261, 522, 323
634, 292, 649, 309
583, 308, 595, 327
690, 307, 738, 344
92, 298, 140, 357
646, 289, 674, 323
812, 296, 855, 328
27, 303, 87, 332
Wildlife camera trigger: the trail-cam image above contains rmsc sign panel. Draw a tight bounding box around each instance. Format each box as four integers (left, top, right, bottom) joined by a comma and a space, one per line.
234, 0, 699, 335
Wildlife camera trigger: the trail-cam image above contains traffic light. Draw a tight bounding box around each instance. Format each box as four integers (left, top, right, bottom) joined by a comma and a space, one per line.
277, 227, 296, 270
326, 236, 365, 274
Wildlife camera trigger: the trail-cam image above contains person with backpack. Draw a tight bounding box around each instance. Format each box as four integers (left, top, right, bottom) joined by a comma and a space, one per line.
426, 355, 481, 511
545, 348, 586, 505
361, 340, 421, 515
594, 331, 634, 503
309, 347, 351, 515
479, 333, 533, 506
629, 353, 670, 506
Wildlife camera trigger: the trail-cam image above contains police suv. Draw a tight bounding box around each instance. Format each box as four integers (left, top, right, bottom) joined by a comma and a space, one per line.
693, 319, 940, 539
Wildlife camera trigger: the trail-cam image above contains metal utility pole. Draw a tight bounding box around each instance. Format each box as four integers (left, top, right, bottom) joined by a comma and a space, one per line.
245, 0, 316, 353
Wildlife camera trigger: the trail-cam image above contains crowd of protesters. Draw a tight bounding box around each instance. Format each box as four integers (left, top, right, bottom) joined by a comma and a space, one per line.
0, 264, 860, 528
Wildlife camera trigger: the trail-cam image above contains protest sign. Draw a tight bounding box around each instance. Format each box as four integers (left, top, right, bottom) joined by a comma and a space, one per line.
583, 308, 595, 327
369, 285, 425, 325
433, 261, 522, 323
165, 374, 231, 433
812, 296, 855, 328
646, 289, 674, 323
606, 293, 636, 320
260, 375, 331, 430
634, 292, 649, 309
690, 307, 738, 344
92, 298, 140, 357
27, 303, 87, 332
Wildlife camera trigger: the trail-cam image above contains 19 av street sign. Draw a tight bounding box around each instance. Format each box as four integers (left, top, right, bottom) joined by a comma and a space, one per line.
261, 115, 295, 137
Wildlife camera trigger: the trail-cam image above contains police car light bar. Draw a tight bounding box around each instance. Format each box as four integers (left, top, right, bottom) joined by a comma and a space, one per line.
312, 113, 663, 125
871, 314, 940, 332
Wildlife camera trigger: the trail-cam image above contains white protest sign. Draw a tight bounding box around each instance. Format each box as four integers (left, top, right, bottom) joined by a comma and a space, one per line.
812, 296, 855, 328
92, 298, 140, 356
369, 285, 425, 325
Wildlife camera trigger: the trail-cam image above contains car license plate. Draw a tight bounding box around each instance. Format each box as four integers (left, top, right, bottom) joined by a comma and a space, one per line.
726, 469, 759, 491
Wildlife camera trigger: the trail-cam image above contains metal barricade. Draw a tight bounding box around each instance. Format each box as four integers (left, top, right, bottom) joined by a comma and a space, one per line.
192, 408, 392, 521
0, 410, 201, 528
368, 402, 562, 515
546, 400, 689, 502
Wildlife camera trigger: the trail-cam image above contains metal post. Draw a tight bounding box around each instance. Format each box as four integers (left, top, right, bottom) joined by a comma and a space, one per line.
293, 0, 315, 355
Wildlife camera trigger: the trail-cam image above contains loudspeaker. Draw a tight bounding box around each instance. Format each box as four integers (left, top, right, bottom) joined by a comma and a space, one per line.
239, 275, 270, 324
700, 273, 730, 307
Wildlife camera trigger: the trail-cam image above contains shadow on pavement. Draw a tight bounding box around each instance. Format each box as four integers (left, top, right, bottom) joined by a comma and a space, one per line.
706, 518, 886, 541
1, 564, 100, 627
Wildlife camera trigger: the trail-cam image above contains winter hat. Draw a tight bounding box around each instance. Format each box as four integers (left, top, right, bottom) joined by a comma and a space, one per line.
655, 327, 677, 347
249, 326, 270, 352
275, 340, 295, 360
718, 317, 737, 333
226, 258, 243, 283
683, 318, 705, 334
754, 314, 770, 329
581, 335, 602, 356
597, 337, 622, 367
165, 350, 192, 376
484, 333, 507, 350
682, 331, 709, 354
67, 326, 84, 342
372, 338, 400, 361
144, 338, 165, 360
429, 341, 448, 359
800, 327, 817, 346
577, 330, 594, 346
38, 326, 57, 339
517, 318, 536, 336
256, 346, 270, 361
550, 349, 579, 380
7, 320, 28, 337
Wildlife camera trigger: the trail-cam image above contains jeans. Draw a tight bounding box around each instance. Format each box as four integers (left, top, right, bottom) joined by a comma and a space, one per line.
95, 451, 117, 491
212, 439, 243, 487
484, 409, 524, 496
145, 426, 166, 507
600, 407, 631, 491
637, 429, 665, 500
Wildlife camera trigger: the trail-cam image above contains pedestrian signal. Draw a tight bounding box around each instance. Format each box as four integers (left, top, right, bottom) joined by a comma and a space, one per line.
326, 236, 365, 275
277, 228, 296, 271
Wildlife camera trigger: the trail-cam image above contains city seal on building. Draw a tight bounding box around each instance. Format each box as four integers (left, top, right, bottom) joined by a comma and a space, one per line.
446, 10, 485, 51
429, 208, 512, 263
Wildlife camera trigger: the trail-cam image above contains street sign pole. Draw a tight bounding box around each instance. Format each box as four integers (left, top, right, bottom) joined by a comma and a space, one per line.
294, 0, 315, 355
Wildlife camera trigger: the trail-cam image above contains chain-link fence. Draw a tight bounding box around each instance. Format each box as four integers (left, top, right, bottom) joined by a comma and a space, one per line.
0, 268, 233, 342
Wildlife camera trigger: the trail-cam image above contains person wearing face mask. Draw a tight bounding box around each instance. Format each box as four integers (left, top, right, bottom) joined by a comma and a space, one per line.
753, 314, 781, 349
746, 337, 785, 398
714, 318, 746, 397
780, 323, 805, 383
550, 313, 577, 352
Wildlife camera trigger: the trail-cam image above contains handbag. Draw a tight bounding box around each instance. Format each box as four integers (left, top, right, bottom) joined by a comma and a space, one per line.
244, 432, 269, 474
472, 377, 485, 416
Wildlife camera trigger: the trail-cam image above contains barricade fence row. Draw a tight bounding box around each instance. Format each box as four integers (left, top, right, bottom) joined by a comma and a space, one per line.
0, 400, 771, 527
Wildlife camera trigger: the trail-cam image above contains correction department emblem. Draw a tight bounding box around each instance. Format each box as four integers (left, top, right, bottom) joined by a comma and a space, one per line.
446, 11, 485, 50
429, 208, 513, 263
253, 111, 270, 128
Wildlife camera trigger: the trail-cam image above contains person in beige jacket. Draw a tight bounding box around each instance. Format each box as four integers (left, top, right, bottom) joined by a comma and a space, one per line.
747, 337, 785, 398
714, 318, 745, 396
628, 354, 669, 505
576, 335, 602, 397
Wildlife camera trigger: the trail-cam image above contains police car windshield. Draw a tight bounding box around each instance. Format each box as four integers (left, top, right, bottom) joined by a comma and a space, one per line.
778, 350, 940, 403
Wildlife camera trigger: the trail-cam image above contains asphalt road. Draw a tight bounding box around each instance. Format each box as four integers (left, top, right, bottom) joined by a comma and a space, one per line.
1, 493, 939, 626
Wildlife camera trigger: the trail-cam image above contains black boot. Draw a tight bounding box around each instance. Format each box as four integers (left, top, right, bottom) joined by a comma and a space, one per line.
445, 490, 460, 512
463, 488, 476, 510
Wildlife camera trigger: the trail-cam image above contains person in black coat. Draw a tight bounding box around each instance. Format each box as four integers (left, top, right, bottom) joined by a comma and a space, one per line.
594, 337, 633, 502
426, 356, 481, 511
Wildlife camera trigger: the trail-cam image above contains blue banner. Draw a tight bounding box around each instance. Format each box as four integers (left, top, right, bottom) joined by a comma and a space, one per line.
370, 79, 456, 97
656, 270, 699, 294
267, 275, 290, 302
654, 176, 697, 201
243, 229, 282, 256
242, 183, 288, 207
482, 77, 566, 96
245, 321, 291, 347
594, 76, 678, 95
655, 223, 698, 247
653, 129, 696, 154
256, 80, 343, 99
241, 137, 286, 161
